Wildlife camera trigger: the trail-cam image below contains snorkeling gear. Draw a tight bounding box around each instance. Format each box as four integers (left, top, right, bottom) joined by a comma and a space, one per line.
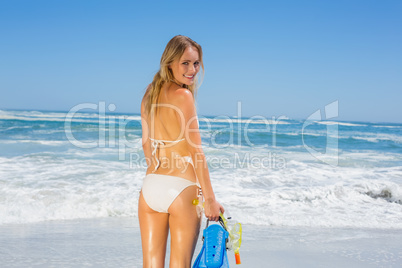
192, 217, 230, 268
192, 199, 243, 266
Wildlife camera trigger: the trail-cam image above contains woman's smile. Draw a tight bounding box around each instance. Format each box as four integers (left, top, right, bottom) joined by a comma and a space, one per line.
184, 74, 194, 80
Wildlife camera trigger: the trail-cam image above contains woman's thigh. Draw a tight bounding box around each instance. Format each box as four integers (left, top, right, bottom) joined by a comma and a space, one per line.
168, 186, 201, 267
138, 192, 169, 268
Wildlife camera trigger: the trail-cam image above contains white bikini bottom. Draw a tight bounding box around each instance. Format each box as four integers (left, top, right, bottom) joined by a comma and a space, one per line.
142, 174, 200, 213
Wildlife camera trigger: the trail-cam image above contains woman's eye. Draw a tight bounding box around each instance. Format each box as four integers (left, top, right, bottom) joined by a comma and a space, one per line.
182, 62, 188, 65
194, 61, 200, 66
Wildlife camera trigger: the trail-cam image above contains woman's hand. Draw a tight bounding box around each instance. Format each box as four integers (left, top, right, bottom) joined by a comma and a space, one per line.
204, 198, 224, 222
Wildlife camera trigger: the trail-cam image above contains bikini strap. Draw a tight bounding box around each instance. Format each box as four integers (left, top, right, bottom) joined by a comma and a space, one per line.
149, 137, 185, 172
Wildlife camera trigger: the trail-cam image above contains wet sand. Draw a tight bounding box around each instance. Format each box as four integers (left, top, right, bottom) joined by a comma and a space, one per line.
1, 218, 401, 267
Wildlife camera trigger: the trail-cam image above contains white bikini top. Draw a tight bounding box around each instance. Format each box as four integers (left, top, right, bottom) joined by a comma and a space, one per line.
149, 137, 193, 172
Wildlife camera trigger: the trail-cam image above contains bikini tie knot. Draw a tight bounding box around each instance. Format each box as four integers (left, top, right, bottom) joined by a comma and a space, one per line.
151, 139, 165, 172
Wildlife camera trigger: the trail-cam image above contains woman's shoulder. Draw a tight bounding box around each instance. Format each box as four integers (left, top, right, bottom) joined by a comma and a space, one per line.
170, 88, 196, 119
169, 87, 194, 105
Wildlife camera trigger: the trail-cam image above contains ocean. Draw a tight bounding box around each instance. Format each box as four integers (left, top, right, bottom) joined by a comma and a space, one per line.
1, 108, 401, 228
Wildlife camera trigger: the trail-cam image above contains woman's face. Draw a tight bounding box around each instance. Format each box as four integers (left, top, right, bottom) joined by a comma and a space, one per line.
169, 46, 200, 86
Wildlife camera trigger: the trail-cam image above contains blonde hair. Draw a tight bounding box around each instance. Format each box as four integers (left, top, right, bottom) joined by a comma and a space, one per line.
144, 35, 204, 116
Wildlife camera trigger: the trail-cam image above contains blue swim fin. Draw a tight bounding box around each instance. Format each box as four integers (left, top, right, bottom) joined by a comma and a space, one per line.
192, 223, 230, 268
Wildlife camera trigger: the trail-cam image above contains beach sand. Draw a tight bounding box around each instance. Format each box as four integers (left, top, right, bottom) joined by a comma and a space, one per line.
1, 218, 401, 267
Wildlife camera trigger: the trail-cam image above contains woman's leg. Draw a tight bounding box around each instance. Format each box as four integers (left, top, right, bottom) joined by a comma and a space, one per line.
168, 186, 201, 268
138, 192, 169, 268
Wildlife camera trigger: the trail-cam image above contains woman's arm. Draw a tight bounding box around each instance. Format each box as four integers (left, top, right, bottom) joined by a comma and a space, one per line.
174, 88, 224, 221
141, 97, 151, 168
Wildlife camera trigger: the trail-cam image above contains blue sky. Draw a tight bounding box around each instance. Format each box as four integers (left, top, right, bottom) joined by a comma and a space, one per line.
1, 0, 401, 123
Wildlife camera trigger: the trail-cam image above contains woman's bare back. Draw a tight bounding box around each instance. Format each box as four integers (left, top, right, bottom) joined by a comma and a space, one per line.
142, 83, 198, 182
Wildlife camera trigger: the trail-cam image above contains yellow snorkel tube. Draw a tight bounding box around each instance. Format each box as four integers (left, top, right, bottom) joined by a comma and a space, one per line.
220, 212, 242, 265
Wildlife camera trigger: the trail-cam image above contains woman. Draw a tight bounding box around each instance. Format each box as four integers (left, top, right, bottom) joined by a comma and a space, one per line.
139, 35, 224, 267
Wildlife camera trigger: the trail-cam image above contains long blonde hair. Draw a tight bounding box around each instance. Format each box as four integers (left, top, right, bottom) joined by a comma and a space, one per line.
144, 35, 204, 116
